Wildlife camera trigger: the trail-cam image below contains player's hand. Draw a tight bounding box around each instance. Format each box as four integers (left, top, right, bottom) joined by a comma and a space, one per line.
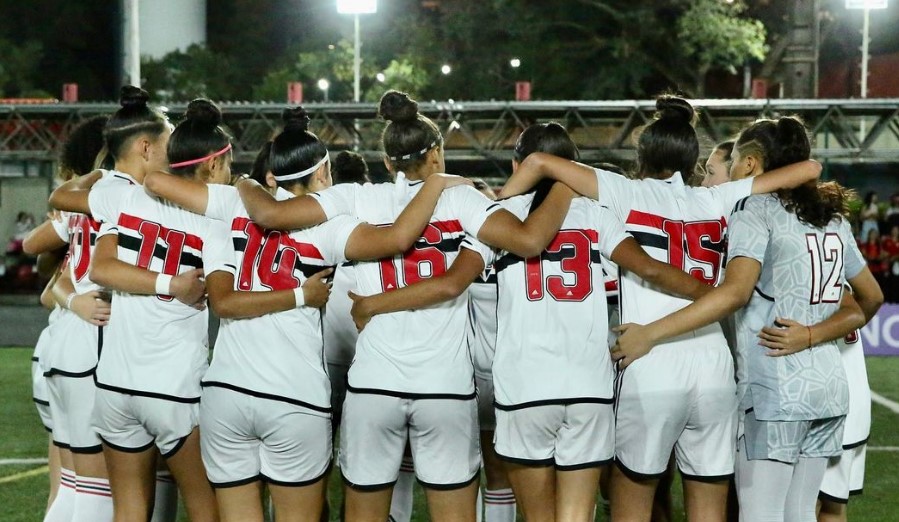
610, 323, 654, 369
431, 173, 474, 189
69, 291, 111, 326
348, 291, 372, 332
302, 268, 333, 309
171, 269, 207, 307
758, 317, 810, 357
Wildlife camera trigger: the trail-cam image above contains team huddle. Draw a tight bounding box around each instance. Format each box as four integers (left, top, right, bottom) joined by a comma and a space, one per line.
24, 85, 883, 522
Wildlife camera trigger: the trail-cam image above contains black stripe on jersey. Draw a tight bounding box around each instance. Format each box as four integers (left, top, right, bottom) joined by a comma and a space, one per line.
118, 234, 203, 269
818, 491, 850, 505
94, 380, 200, 403
630, 231, 668, 251
493, 249, 603, 273
231, 237, 335, 279
486, 203, 501, 212
31, 356, 39, 362
843, 437, 868, 451
33, 398, 50, 406
346, 383, 477, 401
494, 397, 614, 411
412, 236, 463, 254
200, 381, 332, 414
732, 196, 750, 215
43, 367, 96, 378
754, 286, 775, 302
112, 174, 136, 185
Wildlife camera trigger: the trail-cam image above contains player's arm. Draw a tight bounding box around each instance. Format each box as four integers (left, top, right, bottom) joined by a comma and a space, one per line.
478, 182, 576, 258
22, 219, 67, 255
749, 160, 821, 194
608, 237, 712, 301
611, 256, 761, 368
757, 291, 864, 356
48, 170, 104, 214
143, 170, 209, 215
90, 234, 206, 306
499, 153, 599, 200
49, 268, 111, 326
342, 174, 475, 260
206, 268, 333, 319
348, 248, 485, 332
235, 178, 325, 230
39, 265, 64, 310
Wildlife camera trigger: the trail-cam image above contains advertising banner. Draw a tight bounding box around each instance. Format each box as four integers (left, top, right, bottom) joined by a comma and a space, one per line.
862, 303, 899, 356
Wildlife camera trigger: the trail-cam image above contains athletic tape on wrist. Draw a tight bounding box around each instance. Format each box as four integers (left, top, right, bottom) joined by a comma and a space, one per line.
293, 287, 305, 308
155, 274, 173, 296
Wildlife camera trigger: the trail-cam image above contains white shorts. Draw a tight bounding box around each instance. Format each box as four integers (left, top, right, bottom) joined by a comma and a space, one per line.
476, 372, 496, 431
614, 344, 737, 480
92, 388, 197, 458
32, 360, 52, 432
339, 392, 480, 490
200, 386, 331, 488
47, 375, 102, 453
742, 410, 845, 464
328, 363, 350, 426
495, 402, 614, 469
819, 442, 867, 503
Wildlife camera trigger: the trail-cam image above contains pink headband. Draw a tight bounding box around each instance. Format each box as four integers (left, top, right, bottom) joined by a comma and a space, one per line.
169, 143, 232, 169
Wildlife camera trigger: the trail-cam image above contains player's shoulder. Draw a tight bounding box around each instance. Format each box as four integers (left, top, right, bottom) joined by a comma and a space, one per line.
731, 193, 775, 216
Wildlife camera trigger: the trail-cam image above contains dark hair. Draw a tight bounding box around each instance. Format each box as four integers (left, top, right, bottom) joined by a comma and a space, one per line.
636, 95, 699, 180
270, 107, 328, 189
736, 116, 851, 227
332, 151, 369, 185
513, 123, 579, 213
60, 115, 109, 180
379, 90, 442, 174
167, 99, 232, 177
864, 191, 877, 206
249, 142, 272, 185
104, 86, 169, 162
714, 140, 735, 158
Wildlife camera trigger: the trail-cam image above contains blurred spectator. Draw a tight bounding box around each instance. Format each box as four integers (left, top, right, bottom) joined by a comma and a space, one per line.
861, 228, 888, 293
883, 225, 899, 303
860, 191, 881, 240
885, 193, 899, 232
332, 150, 369, 185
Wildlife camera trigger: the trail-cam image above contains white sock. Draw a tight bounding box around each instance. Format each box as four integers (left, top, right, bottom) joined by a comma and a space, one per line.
151, 470, 179, 522
484, 488, 516, 522
389, 456, 415, 522
72, 476, 113, 522
43, 468, 76, 522
476, 487, 483, 522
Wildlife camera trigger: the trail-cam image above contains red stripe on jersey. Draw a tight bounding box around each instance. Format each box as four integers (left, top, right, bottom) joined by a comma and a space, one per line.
626, 209, 727, 231
118, 213, 204, 251
604, 280, 619, 292
430, 219, 463, 235
231, 217, 325, 260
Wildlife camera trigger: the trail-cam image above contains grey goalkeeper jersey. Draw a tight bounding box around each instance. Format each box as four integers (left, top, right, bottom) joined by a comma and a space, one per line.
727, 194, 865, 422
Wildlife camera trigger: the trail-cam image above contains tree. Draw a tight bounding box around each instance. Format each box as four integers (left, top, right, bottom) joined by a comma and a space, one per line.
141, 45, 240, 102
0, 38, 46, 97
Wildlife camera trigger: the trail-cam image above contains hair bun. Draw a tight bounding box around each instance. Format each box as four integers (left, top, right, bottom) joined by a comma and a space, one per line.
379, 90, 419, 123
119, 85, 150, 109
656, 95, 694, 125
282, 106, 310, 132
184, 99, 223, 128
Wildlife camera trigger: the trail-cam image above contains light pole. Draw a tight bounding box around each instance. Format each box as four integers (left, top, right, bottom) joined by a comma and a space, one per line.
337, 0, 377, 103
846, 0, 887, 142
318, 78, 330, 102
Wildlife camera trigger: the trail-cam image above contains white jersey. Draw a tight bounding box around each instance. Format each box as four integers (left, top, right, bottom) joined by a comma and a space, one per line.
728, 195, 864, 421
323, 262, 358, 366
44, 171, 139, 376
594, 168, 753, 352
201, 185, 359, 414
467, 265, 497, 377
837, 329, 870, 446
88, 183, 226, 402
489, 195, 629, 407
311, 173, 500, 397
35, 307, 63, 376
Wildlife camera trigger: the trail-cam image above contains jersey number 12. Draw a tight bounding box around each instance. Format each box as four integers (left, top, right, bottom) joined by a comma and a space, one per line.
805, 233, 844, 304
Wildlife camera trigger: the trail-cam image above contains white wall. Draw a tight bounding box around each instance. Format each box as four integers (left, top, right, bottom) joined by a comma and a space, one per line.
139, 0, 207, 59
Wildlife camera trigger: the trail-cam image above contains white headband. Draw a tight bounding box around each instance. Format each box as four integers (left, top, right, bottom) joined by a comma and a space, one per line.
273, 152, 330, 182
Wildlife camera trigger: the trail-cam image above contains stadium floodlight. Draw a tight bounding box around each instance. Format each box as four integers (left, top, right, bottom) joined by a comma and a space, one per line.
510, 58, 521, 68
318, 79, 330, 102
441, 64, 452, 75
845, 0, 887, 8
376, 72, 386, 83
846, 0, 887, 99
337, 0, 377, 103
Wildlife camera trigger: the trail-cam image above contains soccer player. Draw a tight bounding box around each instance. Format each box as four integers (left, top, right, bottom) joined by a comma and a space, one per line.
703, 141, 734, 188
612, 116, 883, 521
499, 96, 826, 521
143, 105, 472, 521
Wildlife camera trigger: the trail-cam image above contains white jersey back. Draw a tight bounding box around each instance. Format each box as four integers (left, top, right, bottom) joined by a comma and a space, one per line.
45, 171, 139, 376
88, 184, 224, 402
468, 266, 497, 377
594, 168, 753, 351
837, 329, 870, 446
490, 195, 628, 407
729, 195, 864, 421
201, 185, 358, 413
323, 262, 358, 366
311, 174, 500, 397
